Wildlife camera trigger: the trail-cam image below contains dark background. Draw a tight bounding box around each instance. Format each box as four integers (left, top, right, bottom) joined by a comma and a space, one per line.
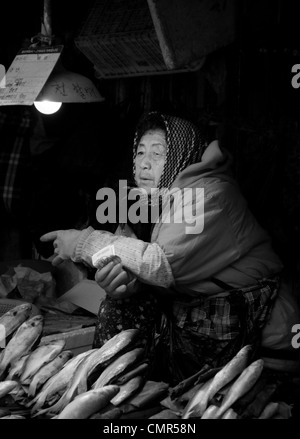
0, 0, 300, 286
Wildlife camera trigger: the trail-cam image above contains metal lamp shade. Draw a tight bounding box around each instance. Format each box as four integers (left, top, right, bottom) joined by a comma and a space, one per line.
35, 69, 105, 103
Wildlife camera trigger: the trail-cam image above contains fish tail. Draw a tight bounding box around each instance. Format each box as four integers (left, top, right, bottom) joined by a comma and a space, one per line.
77, 378, 88, 395
30, 392, 47, 413
28, 380, 37, 398
31, 395, 64, 418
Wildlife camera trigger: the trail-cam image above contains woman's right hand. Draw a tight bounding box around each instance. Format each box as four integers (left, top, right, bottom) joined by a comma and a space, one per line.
94, 256, 135, 300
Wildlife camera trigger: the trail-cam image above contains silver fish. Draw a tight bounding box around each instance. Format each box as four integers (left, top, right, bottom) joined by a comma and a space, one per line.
110, 376, 143, 406
92, 347, 145, 389
0, 380, 18, 398
0, 315, 43, 379
0, 415, 26, 419
30, 349, 96, 415
6, 354, 30, 380
182, 344, 252, 419
28, 350, 73, 397
0, 303, 32, 345
55, 386, 119, 419
41, 329, 141, 416
32, 348, 100, 417
20, 339, 66, 385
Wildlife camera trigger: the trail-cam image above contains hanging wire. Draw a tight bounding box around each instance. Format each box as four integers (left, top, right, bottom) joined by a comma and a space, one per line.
30, 0, 55, 47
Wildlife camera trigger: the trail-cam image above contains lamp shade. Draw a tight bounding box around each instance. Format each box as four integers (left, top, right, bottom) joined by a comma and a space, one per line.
35, 68, 105, 103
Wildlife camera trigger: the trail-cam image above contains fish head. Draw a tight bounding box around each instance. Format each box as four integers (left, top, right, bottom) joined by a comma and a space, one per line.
11, 303, 32, 315
27, 315, 44, 327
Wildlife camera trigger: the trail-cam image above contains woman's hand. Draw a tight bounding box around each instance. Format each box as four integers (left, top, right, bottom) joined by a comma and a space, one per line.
95, 256, 136, 300
40, 229, 82, 266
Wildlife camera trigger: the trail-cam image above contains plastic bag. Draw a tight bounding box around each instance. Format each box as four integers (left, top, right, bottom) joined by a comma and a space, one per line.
261, 277, 300, 350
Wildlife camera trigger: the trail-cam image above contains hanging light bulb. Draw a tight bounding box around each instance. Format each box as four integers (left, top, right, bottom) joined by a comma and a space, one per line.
33, 0, 104, 115
33, 64, 104, 114
33, 101, 62, 114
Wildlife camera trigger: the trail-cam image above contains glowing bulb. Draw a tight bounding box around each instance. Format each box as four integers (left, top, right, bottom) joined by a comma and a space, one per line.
33, 101, 62, 115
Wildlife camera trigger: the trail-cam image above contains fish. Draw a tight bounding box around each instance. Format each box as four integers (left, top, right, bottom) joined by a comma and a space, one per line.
201, 405, 220, 419
33, 329, 140, 417
0, 315, 43, 379
0, 303, 32, 345
28, 350, 73, 398
182, 344, 252, 419
177, 382, 204, 405
62, 328, 142, 401
111, 376, 143, 406
114, 362, 149, 385
55, 385, 120, 419
214, 359, 264, 418
34, 348, 102, 416
258, 402, 279, 419
30, 349, 96, 415
125, 380, 169, 408
0, 415, 26, 419
20, 339, 66, 385
89, 406, 123, 419
149, 409, 181, 419
221, 408, 239, 419
0, 380, 18, 398
82, 328, 142, 389
92, 347, 145, 390
181, 377, 214, 419
6, 354, 30, 380
0, 408, 10, 418
8, 382, 27, 402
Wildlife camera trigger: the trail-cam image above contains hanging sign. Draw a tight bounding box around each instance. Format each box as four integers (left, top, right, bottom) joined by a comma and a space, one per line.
0, 45, 63, 106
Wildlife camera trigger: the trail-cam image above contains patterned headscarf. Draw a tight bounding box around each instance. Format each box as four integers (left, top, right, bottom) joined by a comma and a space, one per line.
133, 112, 208, 190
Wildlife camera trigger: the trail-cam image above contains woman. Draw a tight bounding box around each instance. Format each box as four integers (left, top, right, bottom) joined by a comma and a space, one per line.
41, 112, 283, 385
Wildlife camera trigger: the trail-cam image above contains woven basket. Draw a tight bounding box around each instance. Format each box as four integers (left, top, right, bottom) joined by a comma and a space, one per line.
75, 0, 169, 78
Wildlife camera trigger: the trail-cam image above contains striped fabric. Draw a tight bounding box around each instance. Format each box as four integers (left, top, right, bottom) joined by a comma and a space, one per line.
152, 276, 280, 384
132, 112, 207, 190
0, 108, 31, 214
172, 276, 279, 340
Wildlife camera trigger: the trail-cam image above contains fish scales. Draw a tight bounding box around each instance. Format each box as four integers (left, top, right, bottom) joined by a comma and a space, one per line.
0, 303, 32, 344
0, 315, 43, 379
214, 359, 265, 418
6, 354, 30, 380
30, 349, 95, 414
111, 376, 143, 406
92, 348, 145, 390
182, 344, 252, 419
28, 350, 73, 397
0, 380, 18, 398
56, 386, 119, 419
20, 339, 66, 384
33, 329, 140, 416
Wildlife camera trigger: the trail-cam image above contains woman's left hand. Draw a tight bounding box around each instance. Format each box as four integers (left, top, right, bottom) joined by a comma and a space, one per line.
95, 256, 135, 300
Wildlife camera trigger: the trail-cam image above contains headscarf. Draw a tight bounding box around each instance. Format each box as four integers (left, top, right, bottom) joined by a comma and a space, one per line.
121, 112, 208, 241
133, 112, 208, 191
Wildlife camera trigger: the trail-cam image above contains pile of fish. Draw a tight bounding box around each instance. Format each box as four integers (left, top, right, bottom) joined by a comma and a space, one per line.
0, 303, 160, 419
0, 303, 295, 419
150, 345, 294, 419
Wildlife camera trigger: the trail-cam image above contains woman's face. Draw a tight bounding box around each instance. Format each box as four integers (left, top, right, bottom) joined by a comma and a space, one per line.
134, 129, 167, 192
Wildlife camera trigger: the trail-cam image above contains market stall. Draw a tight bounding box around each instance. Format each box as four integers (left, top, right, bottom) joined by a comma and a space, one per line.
0, 259, 299, 419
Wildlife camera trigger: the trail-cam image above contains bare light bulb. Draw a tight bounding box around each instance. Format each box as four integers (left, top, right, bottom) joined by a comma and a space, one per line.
34, 100, 62, 115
